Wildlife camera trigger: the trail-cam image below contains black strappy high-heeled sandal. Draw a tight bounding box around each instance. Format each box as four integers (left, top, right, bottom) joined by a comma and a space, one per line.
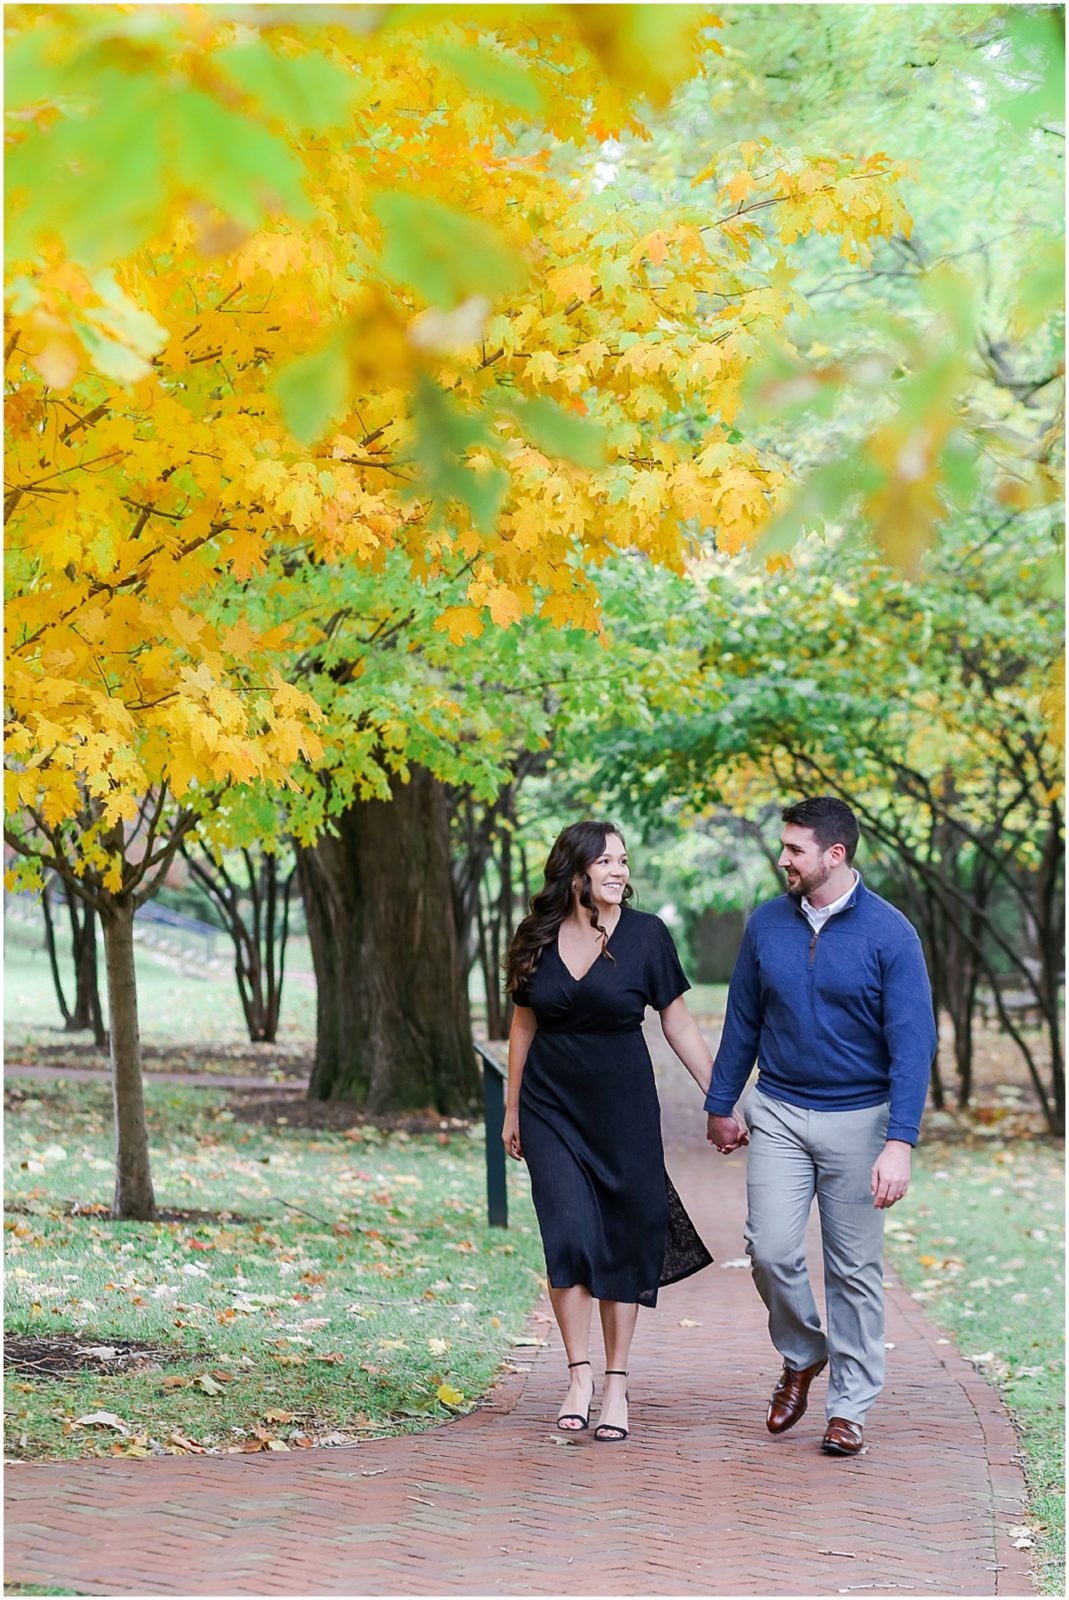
594, 1369, 629, 1442
556, 1359, 594, 1431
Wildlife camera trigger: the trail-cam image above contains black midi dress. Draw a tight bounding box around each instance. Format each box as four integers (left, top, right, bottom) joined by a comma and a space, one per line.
515, 906, 712, 1307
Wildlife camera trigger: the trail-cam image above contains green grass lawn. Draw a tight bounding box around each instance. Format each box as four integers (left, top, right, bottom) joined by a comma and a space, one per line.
3, 918, 318, 1047
885, 1138, 1065, 1595
4, 1078, 545, 1460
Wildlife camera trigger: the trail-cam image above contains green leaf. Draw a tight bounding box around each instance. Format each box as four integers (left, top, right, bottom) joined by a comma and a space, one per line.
273, 332, 351, 446
170, 91, 313, 229
497, 395, 607, 469
5, 73, 166, 266
215, 41, 362, 132
374, 193, 528, 309
939, 435, 980, 511
993, 9, 1065, 131
427, 41, 544, 115
4, 25, 65, 110
1012, 242, 1066, 336
754, 457, 873, 556
411, 375, 507, 532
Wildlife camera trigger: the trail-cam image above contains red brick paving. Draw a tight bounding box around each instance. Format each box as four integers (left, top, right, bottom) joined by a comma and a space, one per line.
4, 1040, 1035, 1596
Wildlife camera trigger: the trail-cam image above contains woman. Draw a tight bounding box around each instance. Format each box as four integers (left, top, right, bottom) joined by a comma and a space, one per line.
502, 819, 714, 1443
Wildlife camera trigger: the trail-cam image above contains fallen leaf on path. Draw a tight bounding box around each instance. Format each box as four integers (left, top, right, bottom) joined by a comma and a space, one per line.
678, 1318, 701, 1328
168, 1432, 205, 1454
719, 1258, 749, 1269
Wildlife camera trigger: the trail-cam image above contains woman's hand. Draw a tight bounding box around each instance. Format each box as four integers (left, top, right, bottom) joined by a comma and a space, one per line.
502, 1106, 523, 1161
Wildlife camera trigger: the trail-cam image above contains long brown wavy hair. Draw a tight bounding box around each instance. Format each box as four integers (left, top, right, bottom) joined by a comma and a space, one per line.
504, 820, 634, 994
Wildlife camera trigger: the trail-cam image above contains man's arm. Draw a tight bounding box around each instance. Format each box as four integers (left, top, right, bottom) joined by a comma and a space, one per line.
881, 931, 938, 1146
704, 922, 762, 1146
870, 931, 938, 1206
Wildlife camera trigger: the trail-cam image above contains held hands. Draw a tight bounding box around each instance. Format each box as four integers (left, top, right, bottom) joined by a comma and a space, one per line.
501, 1107, 523, 1162
706, 1112, 749, 1155
871, 1140, 911, 1208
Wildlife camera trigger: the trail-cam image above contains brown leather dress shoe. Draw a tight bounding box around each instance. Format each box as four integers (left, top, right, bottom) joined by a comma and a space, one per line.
821, 1416, 864, 1455
766, 1357, 828, 1434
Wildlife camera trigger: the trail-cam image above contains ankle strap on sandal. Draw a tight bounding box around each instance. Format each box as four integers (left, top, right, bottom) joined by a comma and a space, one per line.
567, 1360, 591, 1369
605, 1368, 628, 1375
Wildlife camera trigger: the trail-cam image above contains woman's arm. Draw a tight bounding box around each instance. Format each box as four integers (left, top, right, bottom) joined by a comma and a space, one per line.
658, 996, 714, 1096
502, 1003, 537, 1160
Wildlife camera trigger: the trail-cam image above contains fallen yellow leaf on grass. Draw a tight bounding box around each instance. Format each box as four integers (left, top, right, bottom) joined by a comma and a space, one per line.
436, 1384, 464, 1406
75, 1411, 126, 1431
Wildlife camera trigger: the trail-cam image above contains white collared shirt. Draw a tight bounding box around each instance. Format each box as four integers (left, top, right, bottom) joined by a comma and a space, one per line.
801, 870, 859, 933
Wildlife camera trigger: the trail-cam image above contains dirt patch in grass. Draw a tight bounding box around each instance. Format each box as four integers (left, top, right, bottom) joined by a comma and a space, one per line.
227, 1086, 476, 1137
5, 1335, 178, 1378
5, 1038, 312, 1079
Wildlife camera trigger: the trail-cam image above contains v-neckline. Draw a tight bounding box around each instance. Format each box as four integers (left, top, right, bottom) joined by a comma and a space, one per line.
556, 909, 624, 983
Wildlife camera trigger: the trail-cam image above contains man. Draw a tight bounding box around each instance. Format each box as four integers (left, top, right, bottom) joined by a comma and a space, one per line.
706, 796, 936, 1457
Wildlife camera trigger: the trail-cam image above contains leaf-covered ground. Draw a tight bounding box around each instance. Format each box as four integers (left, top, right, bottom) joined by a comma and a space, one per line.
4, 1079, 545, 1461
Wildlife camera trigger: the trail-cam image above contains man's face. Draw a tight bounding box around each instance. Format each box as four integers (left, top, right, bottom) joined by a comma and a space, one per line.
777, 823, 839, 898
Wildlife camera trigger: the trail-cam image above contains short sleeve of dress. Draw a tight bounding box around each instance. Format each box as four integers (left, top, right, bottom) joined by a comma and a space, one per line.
644, 917, 691, 1011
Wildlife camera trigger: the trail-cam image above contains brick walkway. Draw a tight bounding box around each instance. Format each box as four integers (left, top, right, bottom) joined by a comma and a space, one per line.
5, 1042, 1033, 1596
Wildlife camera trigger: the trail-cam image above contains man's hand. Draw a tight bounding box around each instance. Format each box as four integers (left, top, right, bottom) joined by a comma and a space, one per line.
707, 1112, 749, 1154
871, 1140, 911, 1208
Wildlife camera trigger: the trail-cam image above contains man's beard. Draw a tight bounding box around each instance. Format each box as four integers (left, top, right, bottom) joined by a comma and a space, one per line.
786, 863, 832, 898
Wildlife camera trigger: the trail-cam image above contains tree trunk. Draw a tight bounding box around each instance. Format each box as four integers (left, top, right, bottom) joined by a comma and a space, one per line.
69, 896, 107, 1046
182, 844, 294, 1043
297, 767, 478, 1111
100, 897, 157, 1220
42, 880, 108, 1046
41, 879, 73, 1028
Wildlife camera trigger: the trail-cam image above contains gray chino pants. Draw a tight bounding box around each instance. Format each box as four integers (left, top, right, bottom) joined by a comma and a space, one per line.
742, 1084, 890, 1424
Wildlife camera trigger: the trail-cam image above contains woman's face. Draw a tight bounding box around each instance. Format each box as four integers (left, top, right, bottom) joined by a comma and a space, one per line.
581, 833, 629, 909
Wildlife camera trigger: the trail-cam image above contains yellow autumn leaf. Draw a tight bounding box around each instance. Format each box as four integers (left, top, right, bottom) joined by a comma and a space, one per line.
434, 606, 485, 645
724, 171, 757, 206
436, 1383, 464, 1406
546, 263, 598, 305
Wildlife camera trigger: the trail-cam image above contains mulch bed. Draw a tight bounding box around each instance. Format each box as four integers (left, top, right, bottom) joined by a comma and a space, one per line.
5, 1335, 179, 1378
5, 1038, 312, 1078
227, 1085, 475, 1136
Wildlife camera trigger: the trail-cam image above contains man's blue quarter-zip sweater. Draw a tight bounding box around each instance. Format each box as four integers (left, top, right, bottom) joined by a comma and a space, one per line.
704, 875, 937, 1146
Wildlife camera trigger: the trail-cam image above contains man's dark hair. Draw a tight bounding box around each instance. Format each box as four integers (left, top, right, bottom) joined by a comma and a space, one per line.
781, 796, 860, 864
